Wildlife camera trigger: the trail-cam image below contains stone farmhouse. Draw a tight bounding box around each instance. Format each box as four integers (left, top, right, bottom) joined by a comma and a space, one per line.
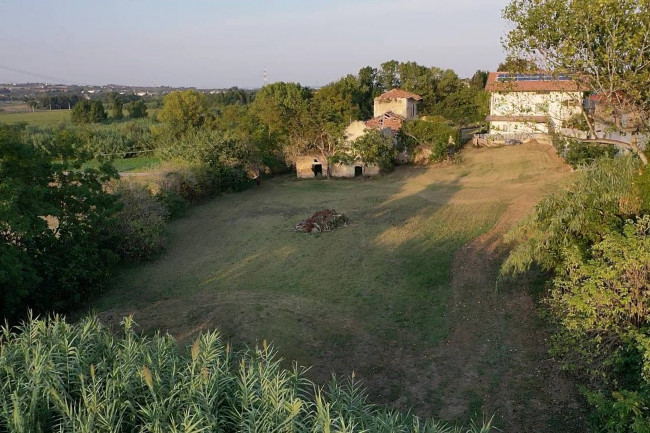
484, 72, 584, 141
296, 89, 422, 178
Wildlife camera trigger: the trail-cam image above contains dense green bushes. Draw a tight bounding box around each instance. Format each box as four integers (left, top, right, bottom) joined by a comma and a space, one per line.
24, 119, 156, 159
502, 157, 650, 430
0, 124, 120, 322
0, 315, 493, 433
554, 137, 618, 169
160, 164, 251, 205
111, 182, 170, 262
401, 118, 461, 162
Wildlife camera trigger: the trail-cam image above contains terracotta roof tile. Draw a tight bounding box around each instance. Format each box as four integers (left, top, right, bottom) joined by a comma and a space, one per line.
485, 72, 585, 92
376, 88, 423, 101
365, 111, 405, 131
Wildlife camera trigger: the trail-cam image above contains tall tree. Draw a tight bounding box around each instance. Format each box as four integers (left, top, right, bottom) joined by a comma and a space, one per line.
157, 90, 213, 137
503, 0, 650, 163
71, 99, 107, 124
127, 99, 148, 119
357, 66, 379, 118
378, 60, 400, 91
108, 92, 124, 120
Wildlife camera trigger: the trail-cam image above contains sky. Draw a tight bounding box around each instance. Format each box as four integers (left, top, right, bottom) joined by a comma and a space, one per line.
1, 0, 511, 88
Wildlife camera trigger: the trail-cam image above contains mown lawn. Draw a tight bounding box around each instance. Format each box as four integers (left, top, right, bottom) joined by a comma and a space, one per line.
94, 144, 578, 431
97, 161, 506, 346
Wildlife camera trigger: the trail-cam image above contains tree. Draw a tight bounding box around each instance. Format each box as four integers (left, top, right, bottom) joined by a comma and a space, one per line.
377, 60, 400, 91
496, 55, 538, 73
334, 129, 396, 171
401, 118, 460, 162
251, 82, 312, 159
469, 70, 489, 90
108, 92, 124, 120
502, 0, 650, 163
157, 90, 213, 137
301, 85, 359, 174
0, 124, 119, 321
127, 99, 148, 118
357, 66, 380, 118
71, 99, 107, 124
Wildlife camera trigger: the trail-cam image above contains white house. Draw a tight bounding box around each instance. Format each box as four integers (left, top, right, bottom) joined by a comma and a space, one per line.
485, 72, 584, 138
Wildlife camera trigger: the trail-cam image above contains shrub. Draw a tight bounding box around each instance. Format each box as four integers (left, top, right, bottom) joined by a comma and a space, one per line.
0, 124, 119, 322
160, 164, 250, 204
0, 315, 494, 433
155, 188, 188, 220
555, 137, 618, 168
401, 118, 461, 163
502, 157, 650, 430
112, 182, 169, 262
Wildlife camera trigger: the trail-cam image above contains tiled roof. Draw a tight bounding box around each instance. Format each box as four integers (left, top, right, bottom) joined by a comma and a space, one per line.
365, 111, 405, 131
376, 88, 423, 101
485, 72, 584, 92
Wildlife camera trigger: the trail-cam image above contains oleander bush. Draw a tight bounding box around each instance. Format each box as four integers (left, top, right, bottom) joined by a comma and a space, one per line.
0, 315, 494, 433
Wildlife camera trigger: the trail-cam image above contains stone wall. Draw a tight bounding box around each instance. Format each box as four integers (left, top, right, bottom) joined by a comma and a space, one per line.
373, 98, 417, 119
296, 155, 328, 178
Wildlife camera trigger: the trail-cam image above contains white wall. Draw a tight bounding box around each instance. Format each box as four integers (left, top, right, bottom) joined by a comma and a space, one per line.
489, 90, 583, 133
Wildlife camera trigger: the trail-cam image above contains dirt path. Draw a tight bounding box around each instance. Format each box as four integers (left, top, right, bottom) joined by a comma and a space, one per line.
426, 194, 587, 431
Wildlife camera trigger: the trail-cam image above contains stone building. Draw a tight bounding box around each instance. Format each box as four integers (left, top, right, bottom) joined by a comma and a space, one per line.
295, 89, 422, 178
485, 72, 584, 139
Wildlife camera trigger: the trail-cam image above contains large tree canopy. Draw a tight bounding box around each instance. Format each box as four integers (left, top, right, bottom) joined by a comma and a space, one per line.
503, 0, 650, 151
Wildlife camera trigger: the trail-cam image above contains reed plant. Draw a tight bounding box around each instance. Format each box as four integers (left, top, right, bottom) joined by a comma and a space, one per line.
0, 315, 493, 432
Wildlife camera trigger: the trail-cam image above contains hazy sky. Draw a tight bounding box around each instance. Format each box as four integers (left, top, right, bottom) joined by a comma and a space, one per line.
1, 0, 511, 88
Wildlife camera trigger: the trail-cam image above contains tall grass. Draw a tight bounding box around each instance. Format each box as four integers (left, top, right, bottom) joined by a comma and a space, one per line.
0, 315, 493, 432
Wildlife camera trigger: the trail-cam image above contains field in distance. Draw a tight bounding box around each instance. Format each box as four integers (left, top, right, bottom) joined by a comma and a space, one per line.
0, 104, 70, 125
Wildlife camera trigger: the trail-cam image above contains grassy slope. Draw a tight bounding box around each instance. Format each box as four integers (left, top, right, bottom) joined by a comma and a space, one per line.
95, 144, 577, 430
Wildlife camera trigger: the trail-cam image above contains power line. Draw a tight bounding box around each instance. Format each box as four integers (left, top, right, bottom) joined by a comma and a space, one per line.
0, 64, 80, 85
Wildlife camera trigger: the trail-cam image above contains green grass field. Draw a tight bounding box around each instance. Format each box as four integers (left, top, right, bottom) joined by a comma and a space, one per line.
0, 109, 71, 125
94, 144, 583, 431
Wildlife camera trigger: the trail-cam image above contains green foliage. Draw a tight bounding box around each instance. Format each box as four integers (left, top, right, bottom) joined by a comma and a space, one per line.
502, 157, 650, 430
433, 87, 489, 126
206, 86, 256, 107
401, 118, 461, 162
24, 120, 156, 159
157, 90, 214, 138
496, 55, 538, 73
159, 164, 250, 205
503, 157, 640, 275
252, 82, 312, 161
127, 99, 148, 119
0, 315, 493, 433
108, 92, 124, 120
111, 182, 169, 262
333, 129, 396, 171
0, 124, 119, 322
558, 138, 618, 169
469, 70, 489, 90
71, 99, 107, 124
503, 0, 650, 136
